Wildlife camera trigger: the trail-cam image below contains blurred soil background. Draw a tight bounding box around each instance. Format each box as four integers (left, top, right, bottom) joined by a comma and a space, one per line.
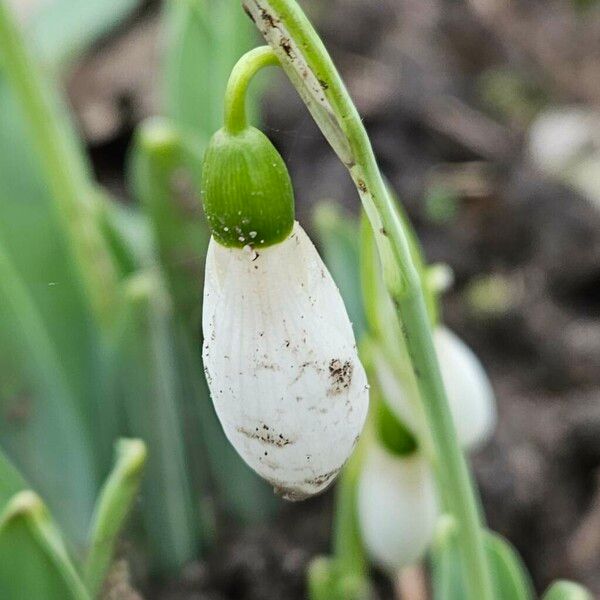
14, 0, 600, 597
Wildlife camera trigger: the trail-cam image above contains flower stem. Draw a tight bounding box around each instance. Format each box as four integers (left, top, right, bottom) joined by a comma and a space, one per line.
332, 446, 367, 579
242, 1, 493, 598
223, 45, 279, 134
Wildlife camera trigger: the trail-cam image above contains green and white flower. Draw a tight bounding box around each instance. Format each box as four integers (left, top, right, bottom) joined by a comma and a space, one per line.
374, 326, 496, 450
202, 223, 369, 499
357, 443, 438, 571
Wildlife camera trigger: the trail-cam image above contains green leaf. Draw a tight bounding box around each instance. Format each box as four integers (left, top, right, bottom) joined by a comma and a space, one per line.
543, 580, 594, 600
431, 521, 534, 600
430, 516, 461, 599
0, 491, 90, 600
0, 1, 121, 329
332, 455, 367, 579
308, 556, 336, 600
0, 0, 128, 547
0, 445, 26, 510
117, 272, 200, 573
84, 439, 147, 597
129, 118, 208, 330
162, 0, 257, 144
0, 238, 98, 546
29, 0, 141, 70
313, 203, 366, 339
307, 556, 371, 600
486, 531, 535, 600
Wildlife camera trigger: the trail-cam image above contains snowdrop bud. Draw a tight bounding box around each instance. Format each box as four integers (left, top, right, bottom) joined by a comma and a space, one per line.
202, 222, 369, 500
433, 327, 496, 449
357, 444, 438, 572
528, 107, 600, 176
373, 327, 496, 450
528, 107, 600, 208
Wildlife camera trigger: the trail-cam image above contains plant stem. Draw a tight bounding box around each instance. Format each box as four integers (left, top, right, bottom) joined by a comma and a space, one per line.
332, 448, 367, 579
242, 1, 493, 598
0, 1, 119, 328
223, 45, 279, 134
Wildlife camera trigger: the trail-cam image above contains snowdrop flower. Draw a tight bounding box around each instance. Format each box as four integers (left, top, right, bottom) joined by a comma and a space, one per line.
202, 224, 369, 499
528, 107, 600, 176
528, 107, 600, 209
434, 326, 496, 449
201, 123, 369, 500
374, 326, 496, 450
357, 443, 438, 572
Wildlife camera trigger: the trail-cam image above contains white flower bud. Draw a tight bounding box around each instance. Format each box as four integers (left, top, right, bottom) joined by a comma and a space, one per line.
202, 222, 369, 500
434, 326, 496, 449
373, 326, 496, 450
528, 107, 600, 176
357, 444, 438, 572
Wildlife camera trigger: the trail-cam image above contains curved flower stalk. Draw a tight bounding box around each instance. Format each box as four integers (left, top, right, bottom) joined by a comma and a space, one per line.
373, 327, 497, 451
232, 3, 495, 596
201, 47, 369, 500
202, 223, 369, 499
357, 443, 438, 573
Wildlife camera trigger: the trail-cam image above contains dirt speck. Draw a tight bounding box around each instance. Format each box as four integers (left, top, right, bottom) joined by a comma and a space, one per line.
280, 38, 294, 58
243, 5, 256, 23
304, 469, 339, 489
260, 8, 277, 27
237, 425, 294, 448
328, 359, 354, 395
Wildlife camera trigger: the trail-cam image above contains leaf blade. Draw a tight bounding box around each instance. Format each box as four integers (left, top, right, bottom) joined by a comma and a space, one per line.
84, 439, 147, 597
0, 491, 90, 600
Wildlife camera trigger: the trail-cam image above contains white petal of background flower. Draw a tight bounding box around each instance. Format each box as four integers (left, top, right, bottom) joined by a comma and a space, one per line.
434, 326, 497, 449
357, 444, 438, 572
202, 222, 369, 500
373, 326, 497, 450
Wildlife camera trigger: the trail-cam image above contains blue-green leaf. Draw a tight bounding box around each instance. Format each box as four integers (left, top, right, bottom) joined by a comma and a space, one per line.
0, 238, 97, 546
0, 445, 25, 510
486, 531, 535, 600
431, 520, 534, 600
84, 439, 147, 597
0, 491, 90, 600
117, 272, 199, 573
129, 118, 209, 331
29, 0, 141, 70
162, 0, 257, 145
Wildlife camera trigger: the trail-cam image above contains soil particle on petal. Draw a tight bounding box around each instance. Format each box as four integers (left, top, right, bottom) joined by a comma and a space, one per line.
327, 359, 354, 395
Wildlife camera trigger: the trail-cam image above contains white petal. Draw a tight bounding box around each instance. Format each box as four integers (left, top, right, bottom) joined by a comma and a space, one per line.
357, 445, 438, 572
202, 222, 369, 500
372, 327, 496, 450
434, 326, 497, 449
528, 107, 600, 175
372, 346, 421, 435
